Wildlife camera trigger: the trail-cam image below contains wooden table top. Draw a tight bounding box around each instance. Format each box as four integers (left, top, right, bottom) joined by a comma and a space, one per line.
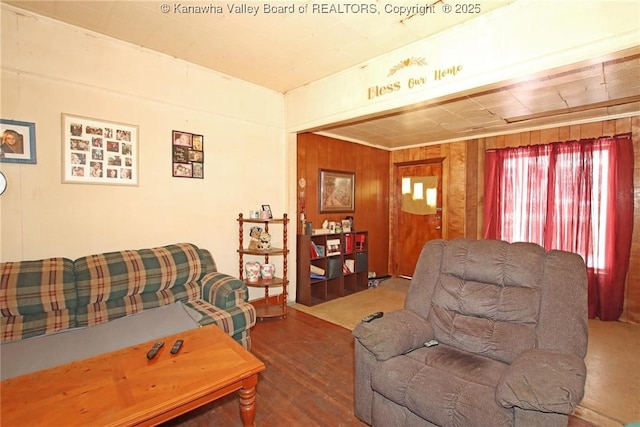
1, 325, 265, 426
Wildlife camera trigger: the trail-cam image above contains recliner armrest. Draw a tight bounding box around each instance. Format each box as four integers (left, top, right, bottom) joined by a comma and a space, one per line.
495, 349, 586, 414
200, 272, 248, 309
352, 309, 434, 361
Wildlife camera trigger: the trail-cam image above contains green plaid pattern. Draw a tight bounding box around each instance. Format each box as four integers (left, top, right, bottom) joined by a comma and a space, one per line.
74, 243, 206, 306
76, 282, 201, 327
199, 248, 218, 274
1, 243, 255, 349
201, 272, 248, 308
1, 258, 76, 342
186, 299, 256, 348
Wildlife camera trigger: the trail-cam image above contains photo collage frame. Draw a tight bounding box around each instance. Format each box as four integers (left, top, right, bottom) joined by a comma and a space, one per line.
62, 114, 138, 186
172, 130, 204, 179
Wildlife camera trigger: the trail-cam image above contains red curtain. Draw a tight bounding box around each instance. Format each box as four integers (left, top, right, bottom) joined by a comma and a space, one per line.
484, 134, 634, 320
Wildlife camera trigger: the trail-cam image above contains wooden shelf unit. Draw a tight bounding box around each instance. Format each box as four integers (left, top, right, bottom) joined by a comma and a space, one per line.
296, 231, 369, 306
237, 213, 289, 319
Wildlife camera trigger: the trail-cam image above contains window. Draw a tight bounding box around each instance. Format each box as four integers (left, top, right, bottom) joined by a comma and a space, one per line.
483, 133, 634, 320
497, 144, 609, 269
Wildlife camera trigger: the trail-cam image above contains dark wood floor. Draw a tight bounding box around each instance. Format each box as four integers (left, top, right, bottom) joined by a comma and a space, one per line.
165, 307, 596, 427
165, 307, 365, 427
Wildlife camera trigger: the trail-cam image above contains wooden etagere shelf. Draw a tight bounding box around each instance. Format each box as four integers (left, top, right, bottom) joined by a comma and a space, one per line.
237, 213, 289, 319
296, 231, 369, 306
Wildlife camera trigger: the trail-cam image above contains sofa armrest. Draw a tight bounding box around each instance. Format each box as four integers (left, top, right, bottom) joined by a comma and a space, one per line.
352, 309, 434, 361
200, 272, 248, 309
495, 349, 587, 414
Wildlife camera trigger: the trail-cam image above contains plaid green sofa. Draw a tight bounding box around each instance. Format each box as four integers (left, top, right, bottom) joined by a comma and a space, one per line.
0, 243, 256, 350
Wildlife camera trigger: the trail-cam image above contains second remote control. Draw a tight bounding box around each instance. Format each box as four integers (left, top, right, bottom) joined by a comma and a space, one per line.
362, 311, 384, 322
170, 339, 184, 354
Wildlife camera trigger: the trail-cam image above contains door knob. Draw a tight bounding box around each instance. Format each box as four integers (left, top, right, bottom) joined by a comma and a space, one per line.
435, 226, 441, 230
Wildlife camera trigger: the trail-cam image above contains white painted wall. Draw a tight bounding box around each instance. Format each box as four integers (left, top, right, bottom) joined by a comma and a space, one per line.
0, 6, 286, 300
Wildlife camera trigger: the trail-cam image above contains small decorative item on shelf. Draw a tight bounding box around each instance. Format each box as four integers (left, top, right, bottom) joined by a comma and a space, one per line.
245, 261, 260, 282
345, 216, 354, 230
260, 263, 276, 280
248, 226, 262, 250
261, 204, 273, 219
257, 231, 271, 250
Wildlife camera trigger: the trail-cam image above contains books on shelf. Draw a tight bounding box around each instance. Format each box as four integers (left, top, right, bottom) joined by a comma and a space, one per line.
356, 234, 366, 251
344, 233, 355, 254
310, 241, 325, 258
326, 239, 341, 256
310, 265, 325, 275
344, 259, 355, 273
310, 273, 326, 280
327, 257, 342, 279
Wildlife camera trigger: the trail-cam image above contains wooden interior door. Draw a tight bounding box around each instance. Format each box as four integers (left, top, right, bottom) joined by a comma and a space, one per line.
394, 161, 443, 278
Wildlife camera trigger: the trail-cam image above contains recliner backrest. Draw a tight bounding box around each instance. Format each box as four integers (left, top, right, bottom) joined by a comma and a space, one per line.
406, 238, 588, 363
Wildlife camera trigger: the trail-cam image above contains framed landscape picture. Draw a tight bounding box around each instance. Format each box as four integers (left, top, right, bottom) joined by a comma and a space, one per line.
319, 169, 355, 213
172, 130, 204, 178
62, 114, 138, 186
0, 119, 37, 164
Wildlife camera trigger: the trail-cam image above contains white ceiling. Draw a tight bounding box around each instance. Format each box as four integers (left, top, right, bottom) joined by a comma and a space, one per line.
4, 1, 640, 149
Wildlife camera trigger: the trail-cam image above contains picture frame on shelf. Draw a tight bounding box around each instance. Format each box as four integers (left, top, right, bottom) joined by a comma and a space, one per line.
172, 130, 204, 179
319, 169, 355, 213
261, 204, 273, 219
61, 114, 138, 185
1, 119, 37, 164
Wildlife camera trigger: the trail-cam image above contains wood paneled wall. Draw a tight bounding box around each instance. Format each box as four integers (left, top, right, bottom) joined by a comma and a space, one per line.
390, 117, 640, 323
297, 133, 390, 276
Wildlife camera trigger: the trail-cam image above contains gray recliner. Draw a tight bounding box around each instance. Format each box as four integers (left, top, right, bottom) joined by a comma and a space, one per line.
353, 238, 588, 426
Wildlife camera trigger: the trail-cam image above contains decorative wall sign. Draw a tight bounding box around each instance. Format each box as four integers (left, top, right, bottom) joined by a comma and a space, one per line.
319, 169, 355, 213
172, 130, 204, 179
62, 114, 138, 186
388, 57, 427, 76
0, 119, 37, 164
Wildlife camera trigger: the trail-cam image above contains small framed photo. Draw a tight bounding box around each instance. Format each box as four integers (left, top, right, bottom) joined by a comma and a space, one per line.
172, 130, 204, 179
261, 204, 273, 219
319, 169, 355, 213
1, 119, 37, 164
62, 114, 138, 185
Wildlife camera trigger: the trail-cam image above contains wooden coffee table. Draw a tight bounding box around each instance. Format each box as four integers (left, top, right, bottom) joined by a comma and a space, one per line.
0, 325, 265, 426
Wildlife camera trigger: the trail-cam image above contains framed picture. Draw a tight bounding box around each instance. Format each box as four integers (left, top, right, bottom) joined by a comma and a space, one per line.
319, 169, 355, 213
261, 204, 273, 219
62, 114, 138, 186
1, 119, 37, 164
172, 130, 204, 178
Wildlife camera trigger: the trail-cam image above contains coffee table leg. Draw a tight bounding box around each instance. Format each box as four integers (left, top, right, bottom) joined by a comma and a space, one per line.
239, 375, 258, 427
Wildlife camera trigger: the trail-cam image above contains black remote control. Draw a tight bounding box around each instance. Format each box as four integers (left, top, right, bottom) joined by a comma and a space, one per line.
146, 341, 164, 360
170, 339, 184, 354
362, 311, 383, 322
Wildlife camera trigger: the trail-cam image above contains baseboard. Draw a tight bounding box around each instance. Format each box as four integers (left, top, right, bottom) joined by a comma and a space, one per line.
574, 406, 624, 427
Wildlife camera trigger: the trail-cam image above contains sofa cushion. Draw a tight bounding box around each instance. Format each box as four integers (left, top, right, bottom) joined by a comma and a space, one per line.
1, 258, 76, 342
73, 243, 208, 326
427, 239, 545, 363
76, 281, 201, 327
0, 302, 201, 380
